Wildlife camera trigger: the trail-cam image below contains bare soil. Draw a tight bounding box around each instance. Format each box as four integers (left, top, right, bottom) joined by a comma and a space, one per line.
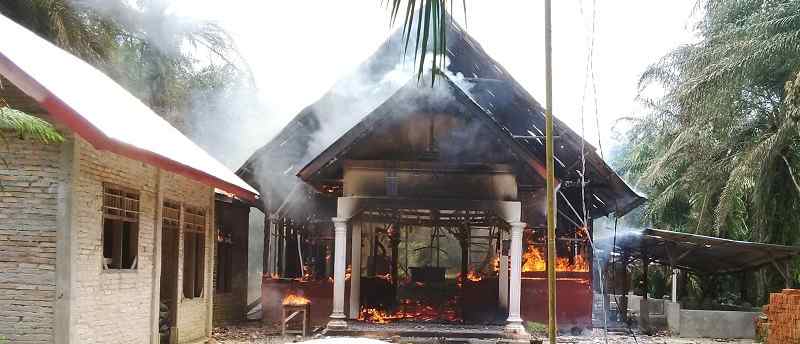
211, 324, 758, 344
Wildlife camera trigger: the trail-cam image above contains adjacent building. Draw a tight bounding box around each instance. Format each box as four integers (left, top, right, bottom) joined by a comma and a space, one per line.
0, 14, 258, 344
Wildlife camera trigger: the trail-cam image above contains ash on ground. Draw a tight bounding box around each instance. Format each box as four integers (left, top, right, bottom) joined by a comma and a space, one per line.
211, 324, 757, 344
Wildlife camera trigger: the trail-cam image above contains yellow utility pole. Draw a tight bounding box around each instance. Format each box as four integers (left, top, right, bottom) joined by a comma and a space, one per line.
544, 0, 558, 343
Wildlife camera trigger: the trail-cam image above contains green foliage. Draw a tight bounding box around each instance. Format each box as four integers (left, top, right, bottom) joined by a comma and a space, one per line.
385, 0, 465, 84
0, 0, 248, 130
0, 106, 63, 144
524, 321, 547, 335
615, 0, 800, 304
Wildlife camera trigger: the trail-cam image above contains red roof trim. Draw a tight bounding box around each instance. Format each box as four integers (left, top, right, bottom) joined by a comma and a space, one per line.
0, 53, 258, 203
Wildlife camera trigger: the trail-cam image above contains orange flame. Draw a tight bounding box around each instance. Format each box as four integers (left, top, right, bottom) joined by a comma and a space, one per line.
522, 245, 546, 272
282, 293, 311, 306
522, 245, 589, 272
359, 298, 461, 323
466, 271, 482, 282
492, 256, 500, 272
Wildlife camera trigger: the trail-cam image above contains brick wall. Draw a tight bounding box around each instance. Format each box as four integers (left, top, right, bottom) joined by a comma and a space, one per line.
0, 131, 63, 344
72, 137, 159, 343
71, 138, 215, 343
766, 289, 800, 344
163, 172, 215, 343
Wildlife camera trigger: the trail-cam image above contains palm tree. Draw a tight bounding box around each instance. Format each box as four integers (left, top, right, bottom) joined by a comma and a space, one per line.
0, 105, 63, 144
0, 0, 120, 66
616, 0, 800, 302
385, 0, 463, 83
0, 0, 247, 130
0, 0, 110, 144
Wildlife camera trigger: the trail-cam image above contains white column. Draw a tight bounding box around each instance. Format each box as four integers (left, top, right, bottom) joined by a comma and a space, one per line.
328, 218, 348, 328
672, 269, 678, 302
499, 255, 509, 311
348, 224, 362, 319
505, 221, 527, 335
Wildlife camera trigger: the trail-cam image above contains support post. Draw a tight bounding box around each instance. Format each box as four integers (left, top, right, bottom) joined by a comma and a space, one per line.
328, 218, 348, 328
543, 1, 558, 342
504, 221, 528, 337
619, 255, 630, 323
499, 255, 509, 311
348, 223, 362, 319
671, 268, 678, 302
640, 255, 650, 333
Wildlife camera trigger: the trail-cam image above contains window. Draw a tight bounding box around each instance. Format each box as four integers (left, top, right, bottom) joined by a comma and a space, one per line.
102, 183, 140, 270
183, 206, 206, 299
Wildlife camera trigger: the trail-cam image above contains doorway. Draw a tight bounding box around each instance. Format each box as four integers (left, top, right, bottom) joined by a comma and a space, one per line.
160, 202, 181, 343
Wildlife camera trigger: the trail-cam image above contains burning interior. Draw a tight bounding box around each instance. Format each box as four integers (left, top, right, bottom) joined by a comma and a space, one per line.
237, 18, 644, 334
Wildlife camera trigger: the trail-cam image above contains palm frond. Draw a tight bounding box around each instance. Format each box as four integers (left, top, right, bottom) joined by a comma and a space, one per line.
0, 106, 63, 144
385, 0, 463, 84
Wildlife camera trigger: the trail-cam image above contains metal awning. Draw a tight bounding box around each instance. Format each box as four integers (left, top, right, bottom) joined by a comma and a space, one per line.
599, 228, 800, 275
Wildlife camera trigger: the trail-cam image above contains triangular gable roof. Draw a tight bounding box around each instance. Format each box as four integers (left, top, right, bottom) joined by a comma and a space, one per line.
0, 14, 258, 202
296, 75, 547, 182
238, 18, 643, 216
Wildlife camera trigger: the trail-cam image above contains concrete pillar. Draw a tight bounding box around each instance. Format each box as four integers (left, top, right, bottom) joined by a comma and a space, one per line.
149, 169, 164, 344
328, 218, 348, 328
348, 223, 362, 319
619, 255, 630, 323
640, 256, 650, 333
671, 268, 678, 303
499, 255, 509, 311
505, 221, 527, 335
55, 138, 78, 344
247, 210, 265, 320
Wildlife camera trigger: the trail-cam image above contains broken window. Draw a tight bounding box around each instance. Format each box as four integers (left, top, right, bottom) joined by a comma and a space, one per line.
183, 206, 206, 299
102, 183, 140, 270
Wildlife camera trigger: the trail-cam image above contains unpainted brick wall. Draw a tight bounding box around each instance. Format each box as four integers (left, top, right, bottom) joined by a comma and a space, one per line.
72, 137, 158, 343
766, 289, 800, 344
0, 131, 62, 344
163, 172, 215, 343
73, 137, 215, 343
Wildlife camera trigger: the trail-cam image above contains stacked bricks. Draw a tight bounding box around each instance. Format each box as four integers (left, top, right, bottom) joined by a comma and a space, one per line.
0, 132, 62, 344
767, 289, 800, 344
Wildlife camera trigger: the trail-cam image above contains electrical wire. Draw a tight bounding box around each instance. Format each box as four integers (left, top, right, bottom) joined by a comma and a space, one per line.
577, 0, 611, 342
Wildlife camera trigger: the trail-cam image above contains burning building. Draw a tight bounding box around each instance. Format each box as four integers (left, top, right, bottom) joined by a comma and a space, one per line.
237, 18, 644, 336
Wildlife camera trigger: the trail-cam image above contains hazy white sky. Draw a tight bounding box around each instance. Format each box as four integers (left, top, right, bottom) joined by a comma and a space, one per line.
175, 1, 698, 163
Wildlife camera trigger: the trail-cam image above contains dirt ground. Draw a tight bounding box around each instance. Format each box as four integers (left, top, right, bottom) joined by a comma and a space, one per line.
211, 324, 758, 344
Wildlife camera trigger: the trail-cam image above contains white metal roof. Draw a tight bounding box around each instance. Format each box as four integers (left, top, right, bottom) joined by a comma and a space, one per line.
0, 14, 258, 201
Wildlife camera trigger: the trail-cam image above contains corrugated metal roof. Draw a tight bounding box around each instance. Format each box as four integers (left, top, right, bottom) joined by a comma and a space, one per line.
238, 18, 643, 217
599, 228, 800, 274
0, 14, 258, 201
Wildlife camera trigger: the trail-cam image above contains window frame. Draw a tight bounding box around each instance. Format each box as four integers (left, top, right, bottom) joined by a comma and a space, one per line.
101, 183, 140, 271
182, 205, 207, 299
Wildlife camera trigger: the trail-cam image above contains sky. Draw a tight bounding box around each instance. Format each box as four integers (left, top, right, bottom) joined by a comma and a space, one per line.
174, 1, 699, 167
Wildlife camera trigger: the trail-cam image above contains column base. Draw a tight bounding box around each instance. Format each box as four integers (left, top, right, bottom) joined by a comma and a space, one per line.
327, 316, 348, 329
501, 321, 530, 342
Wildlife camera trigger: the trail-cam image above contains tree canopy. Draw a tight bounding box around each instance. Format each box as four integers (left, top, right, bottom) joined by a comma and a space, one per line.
615, 0, 800, 300
0, 0, 251, 132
